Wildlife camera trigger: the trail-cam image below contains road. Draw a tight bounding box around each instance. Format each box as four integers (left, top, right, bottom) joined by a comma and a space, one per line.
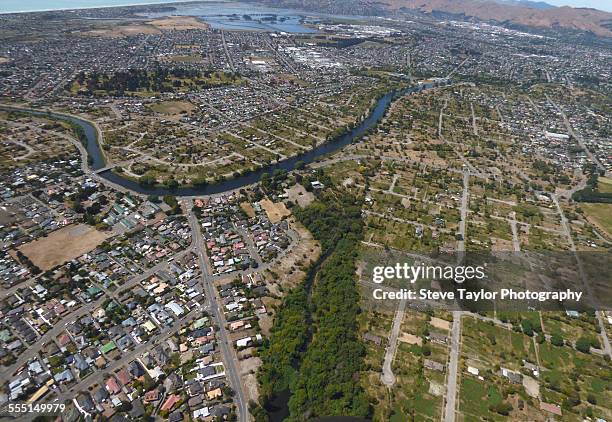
546, 94, 605, 174
551, 194, 612, 359
443, 169, 469, 422
220, 30, 236, 73
0, 252, 193, 380
186, 201, 248, 422
381, 298, 406, 387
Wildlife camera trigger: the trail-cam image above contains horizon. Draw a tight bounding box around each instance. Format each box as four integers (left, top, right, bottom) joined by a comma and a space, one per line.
0, 0, 611, 14
546, 0, 612, 12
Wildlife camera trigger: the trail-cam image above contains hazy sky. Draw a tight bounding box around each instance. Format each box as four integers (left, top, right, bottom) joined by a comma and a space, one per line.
545, 0, 612, 12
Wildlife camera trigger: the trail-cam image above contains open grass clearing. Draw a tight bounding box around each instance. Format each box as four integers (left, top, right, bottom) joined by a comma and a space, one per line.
18, 224, 111, 271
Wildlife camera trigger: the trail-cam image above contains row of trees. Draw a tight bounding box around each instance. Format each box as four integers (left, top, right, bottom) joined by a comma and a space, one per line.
572, 171, 612, 203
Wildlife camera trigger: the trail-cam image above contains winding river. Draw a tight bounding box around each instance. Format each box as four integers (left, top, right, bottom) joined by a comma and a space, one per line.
2, 83, 432, 197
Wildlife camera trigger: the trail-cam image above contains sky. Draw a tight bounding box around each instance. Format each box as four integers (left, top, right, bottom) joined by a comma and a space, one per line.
545, 0, 612, 12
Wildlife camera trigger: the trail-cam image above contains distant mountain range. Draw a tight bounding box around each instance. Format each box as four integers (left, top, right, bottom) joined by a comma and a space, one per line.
264, 0, 612, 37
492, 0, 555, 10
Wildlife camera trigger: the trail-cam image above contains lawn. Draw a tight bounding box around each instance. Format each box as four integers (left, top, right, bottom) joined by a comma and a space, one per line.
597, 176, 612, 193
581, 203, 612, 236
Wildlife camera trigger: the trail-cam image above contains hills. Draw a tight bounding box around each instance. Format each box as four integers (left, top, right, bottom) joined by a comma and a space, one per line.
385, 0, 612, 37
263, 0, 612, 37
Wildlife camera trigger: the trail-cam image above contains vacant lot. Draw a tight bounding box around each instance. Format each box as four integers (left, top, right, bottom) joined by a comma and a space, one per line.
582, 203, 612, 236
87, 23, 161, 37
285, 183, 315, 208
148, 16, 209, 31
240, 202, 256, 218
259, 199, 291, 223
165, 54, 203, 63
19, 224, 111, 270
430, 316, 451, 331
598, 177, 612, 194
149, 100, 195, 116
0, 57, 10, 64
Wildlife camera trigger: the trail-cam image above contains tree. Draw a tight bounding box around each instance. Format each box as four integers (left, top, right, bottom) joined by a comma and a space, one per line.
575, 337, 591, 354
139, 174, 156, 186
490, 402, 513, 416
551, 333, 564, 347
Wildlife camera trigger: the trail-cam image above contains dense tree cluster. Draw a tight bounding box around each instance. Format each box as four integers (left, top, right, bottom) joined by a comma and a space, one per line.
572, 172, 612, 203
74, 67, 237, 95
256, 187, 369, 421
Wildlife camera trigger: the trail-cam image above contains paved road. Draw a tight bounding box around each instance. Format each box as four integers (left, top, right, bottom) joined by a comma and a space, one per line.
552, 194, 612, 359
381, 298, 406, 387
444, 313, 462, 422
0, 256, 189, 380
186, 202, 248, 422
546, 94, 605, 174
220, 30, 236, 73
443, 169, 469, 422
510, 218, 521, 252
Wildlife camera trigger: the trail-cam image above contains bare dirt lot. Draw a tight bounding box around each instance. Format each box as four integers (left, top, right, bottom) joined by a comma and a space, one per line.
0, 57, 10, 64
430, 316, 451, 331
264, 220, 320, 292
18, 224, 111, 270
399, 333, 422, 345
258, 297, 277, 336
148, 16, 210, 31
259, 199, 291, 223
240, 202, 256, 218
240, 356, 262, 402
285, 183, 315, 208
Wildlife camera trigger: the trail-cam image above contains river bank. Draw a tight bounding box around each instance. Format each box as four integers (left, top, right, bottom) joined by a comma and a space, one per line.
0, 83, 434, 197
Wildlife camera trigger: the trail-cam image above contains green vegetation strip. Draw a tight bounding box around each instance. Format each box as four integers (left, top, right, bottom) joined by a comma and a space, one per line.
254, 185, 369, 420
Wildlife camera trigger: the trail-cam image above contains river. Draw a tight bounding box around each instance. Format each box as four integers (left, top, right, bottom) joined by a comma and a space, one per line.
1, 83, 432, 197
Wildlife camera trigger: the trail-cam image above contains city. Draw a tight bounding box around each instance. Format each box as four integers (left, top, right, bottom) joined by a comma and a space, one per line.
0, 0, 610, 421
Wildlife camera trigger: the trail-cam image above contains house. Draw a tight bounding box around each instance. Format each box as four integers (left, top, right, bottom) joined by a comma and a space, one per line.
540, 402, 562, 416
93, 387, 109, 404
193, 407, 210, 420
501, 368, 523, 384
73, 354, 89, 373
116, 368, 132, 386
129, 400, 145, 419
429, 332, 447, 345
523, 361, 539, 377
467, 366, 479, 376
229, 320, 245, 331
206, 387, 223, 400
106, 377, 122, 395
74, 393, 96, 415
160, 394, 181, 412
169, 411, 183, 422
188, 395, 203, 408
187, 381, 203, 397
363, 332, 382, 346
143, 390, 160, 403
128, 361, 145, 378
423, 359, 445, 372
54, 369, 74, 384
100, 341, 117, 354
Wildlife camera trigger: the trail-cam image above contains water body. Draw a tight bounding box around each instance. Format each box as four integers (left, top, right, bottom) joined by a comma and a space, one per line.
1, 84, 432, 197
0, 0, 197, 14
0, 0, 318, 33
146, 2, 318, 32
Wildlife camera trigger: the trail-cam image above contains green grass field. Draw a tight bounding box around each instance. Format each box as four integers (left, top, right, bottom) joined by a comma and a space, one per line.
581, 203, 612, 236
597, 177, 612, 193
